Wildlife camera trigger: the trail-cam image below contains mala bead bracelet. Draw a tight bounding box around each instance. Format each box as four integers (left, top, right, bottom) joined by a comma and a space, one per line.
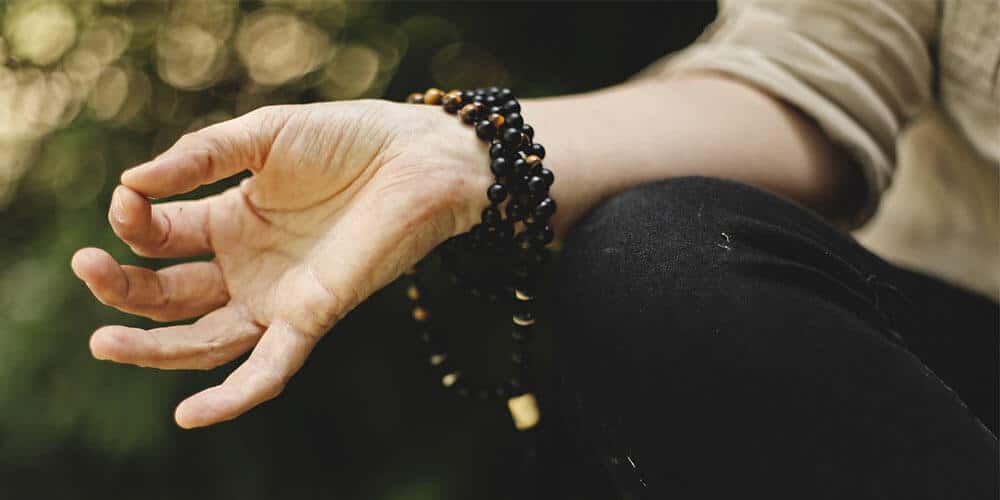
403, 86, 556, 431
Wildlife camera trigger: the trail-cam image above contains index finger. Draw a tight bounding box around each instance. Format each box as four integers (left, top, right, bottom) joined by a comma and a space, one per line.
121, 107, 287, 198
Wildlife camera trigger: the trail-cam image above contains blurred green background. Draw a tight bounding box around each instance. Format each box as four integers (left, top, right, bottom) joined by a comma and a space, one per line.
0, 1, 712, 498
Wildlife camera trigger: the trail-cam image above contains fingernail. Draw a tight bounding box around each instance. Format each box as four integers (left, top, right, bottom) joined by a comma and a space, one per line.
111, 187, 128, 224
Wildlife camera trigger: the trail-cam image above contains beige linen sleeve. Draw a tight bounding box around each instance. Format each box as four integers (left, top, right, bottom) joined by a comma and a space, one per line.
639, 0, 937, 222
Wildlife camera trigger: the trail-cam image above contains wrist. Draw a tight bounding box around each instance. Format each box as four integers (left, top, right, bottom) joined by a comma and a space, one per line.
411, 103, 494, 237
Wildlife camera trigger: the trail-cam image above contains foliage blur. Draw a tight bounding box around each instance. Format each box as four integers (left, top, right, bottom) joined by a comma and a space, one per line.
0, 1, 712, 498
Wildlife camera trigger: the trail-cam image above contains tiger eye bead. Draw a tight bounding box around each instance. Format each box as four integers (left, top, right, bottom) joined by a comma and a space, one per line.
443, 100, 461, 114
518, 133, 533, 152
525, 155, 542, 168
488, 113, 505, 128
412, 306, 430, 322
423, 88, 444, 105
406, 92, 424, 104
442, 91, 463, 113
459, 103, 478, 124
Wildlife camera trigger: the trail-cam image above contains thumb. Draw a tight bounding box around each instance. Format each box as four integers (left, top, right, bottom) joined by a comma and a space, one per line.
120, 106, 290, 198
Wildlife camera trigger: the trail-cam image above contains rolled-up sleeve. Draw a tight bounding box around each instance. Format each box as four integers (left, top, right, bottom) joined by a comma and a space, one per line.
639, 0, 936, 222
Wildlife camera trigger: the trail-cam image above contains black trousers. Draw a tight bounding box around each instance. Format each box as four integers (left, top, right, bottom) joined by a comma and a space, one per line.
548, 177, 998, 499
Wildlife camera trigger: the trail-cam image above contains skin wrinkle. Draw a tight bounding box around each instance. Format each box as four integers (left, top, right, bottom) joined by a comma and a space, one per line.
302, 261, 346, 340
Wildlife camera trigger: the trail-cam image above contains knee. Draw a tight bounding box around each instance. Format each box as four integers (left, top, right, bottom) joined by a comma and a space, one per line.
550, 177, 817, 395
555, 176, 753, 311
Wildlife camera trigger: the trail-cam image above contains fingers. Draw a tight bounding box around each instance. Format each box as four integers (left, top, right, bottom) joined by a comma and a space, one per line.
109, 185, 214, 258
120, 107, 287, 198
71, 247, 229, 322
89, 305, 263, 370
174, 319, 316, 429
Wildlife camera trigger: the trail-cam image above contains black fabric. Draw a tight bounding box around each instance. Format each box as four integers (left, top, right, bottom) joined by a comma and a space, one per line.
547, 177, 998, 499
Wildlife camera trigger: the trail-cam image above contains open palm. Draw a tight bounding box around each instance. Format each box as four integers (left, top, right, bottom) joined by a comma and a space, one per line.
71, 100, 490, 428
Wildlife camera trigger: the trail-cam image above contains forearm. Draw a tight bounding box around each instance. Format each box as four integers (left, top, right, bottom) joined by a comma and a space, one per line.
523, 74, 864, 236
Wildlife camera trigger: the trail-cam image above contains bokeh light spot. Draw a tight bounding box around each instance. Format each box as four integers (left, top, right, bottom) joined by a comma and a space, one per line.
321, 44, 380, 100
236, 10, 331, 87
3, 1, 78, 66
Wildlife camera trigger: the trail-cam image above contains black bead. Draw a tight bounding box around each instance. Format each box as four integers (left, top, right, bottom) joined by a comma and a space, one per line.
527, 176, 548, 196
511, 351, 530, 367
497, 88, 513, 103
484, 94, 497, 106
502, 127, 524, 148
532, 223, 554, 245
533, 166, 554, 187
514, 231, 535, 251
487, 183, 508, 204
473, 93, 485, 103
489, 105, 502, 115
503, 99, 521, 114
533, 197, 557, 219
481, 206, 501, 226
475, 120, 497, 141
461, 89, 476, 102
475, 385, 493, 400
512, 157, 529, 177
475, 87, 486, 95
505, 200, 527, 221
506, 378, 524, 396
511, 325, 533, 343
489, 142, 506, 159
496, 220, 514, 241
469, 223, 484, 242
521, 124, 534, 139
490, 156, 511, 177
528, 142, 545, 158
508, 175, 529, 194
503, 112, 524, 129
493, 384, 509, 399
488, 86, 500, 95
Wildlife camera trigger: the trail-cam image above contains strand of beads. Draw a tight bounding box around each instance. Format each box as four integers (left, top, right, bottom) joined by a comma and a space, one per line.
403, 86, 556, 431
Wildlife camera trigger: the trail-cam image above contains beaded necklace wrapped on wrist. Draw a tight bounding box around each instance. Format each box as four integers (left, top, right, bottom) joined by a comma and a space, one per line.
402, 86, 556, 432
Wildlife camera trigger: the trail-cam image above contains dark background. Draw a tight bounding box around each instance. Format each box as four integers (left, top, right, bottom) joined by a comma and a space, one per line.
0, 1, 714, 498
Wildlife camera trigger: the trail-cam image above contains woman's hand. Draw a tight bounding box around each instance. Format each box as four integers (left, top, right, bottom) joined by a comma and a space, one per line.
71, 100, 491, 428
